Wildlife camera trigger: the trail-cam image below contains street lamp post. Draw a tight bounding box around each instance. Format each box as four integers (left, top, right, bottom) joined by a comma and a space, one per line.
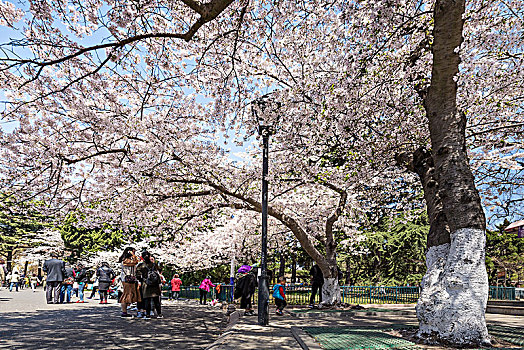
252, 96, 278, 326
258, 123, 270, 326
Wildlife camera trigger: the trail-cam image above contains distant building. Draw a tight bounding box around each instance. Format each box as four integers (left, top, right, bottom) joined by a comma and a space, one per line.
505, 220, 524, 238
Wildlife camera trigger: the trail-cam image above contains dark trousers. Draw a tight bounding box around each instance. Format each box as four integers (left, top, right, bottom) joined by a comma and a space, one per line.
310, 283, 323, 304
240, 294, 252, 309
46, 281, 61, 303
99, 290, 108, 302
144, 296, 161, 316
137, 287, 145, 310
89, 286, 98, 298
275, 298, 287, 311
200, 289, 208, 304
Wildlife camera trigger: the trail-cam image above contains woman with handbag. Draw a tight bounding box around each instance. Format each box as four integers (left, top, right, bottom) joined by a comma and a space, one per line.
59, 262, 76, 303
118, 247, 141, 318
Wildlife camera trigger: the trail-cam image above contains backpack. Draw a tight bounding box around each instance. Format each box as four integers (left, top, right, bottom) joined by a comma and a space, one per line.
145, 265, 160, 286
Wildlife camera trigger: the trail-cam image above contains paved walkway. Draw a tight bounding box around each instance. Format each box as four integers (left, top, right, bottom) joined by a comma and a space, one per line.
210, 304, 524, 350
2, 288, 524, 349
0, 287, 227, 349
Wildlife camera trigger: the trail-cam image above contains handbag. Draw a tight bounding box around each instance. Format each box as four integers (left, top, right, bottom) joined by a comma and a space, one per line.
124, 275, 137, 284
64, 277, 74, 285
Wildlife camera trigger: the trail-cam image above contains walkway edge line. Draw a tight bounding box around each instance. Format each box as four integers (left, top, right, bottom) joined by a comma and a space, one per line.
205, 310, 240, 349
291, 326, 322, 350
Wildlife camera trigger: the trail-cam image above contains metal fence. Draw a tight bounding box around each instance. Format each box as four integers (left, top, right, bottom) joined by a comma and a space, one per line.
516, 288, 524, 300
489, 286, 516, 300
168, 285, 516, 304
340, 286, 420, 304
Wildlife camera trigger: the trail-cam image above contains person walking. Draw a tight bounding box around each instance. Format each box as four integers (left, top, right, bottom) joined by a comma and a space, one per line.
75, 263, 88, 303
30, 273, 40, 292
0, 259, 6, 290
23, 275, 29, 289
60, 262, 76, 303
170, 274, 182, 300
273, 276, 287, 316
309, 264, 324, 307
136, 251, 163, 319
88, 273, 99, 299
199, 276, 215, 305
8, 266, 20, 292
234, 265, 257, 316
119, 247, 141, 318
43, 253, 66, 304
97, 262, 115, 304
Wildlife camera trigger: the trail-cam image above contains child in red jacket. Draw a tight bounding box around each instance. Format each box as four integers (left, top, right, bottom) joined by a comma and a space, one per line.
272, 276, 287, 315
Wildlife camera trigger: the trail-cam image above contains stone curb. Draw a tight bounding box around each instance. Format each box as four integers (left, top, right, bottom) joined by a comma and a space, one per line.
291, 326, 323, 350
205, 310, 241, 349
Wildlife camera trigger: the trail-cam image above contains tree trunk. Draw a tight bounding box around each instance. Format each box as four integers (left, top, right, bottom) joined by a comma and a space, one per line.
264, 189, 345, 306
278, 252, 286, 278
291, 253, 297, 283
7, 250, 13, 272
320, 243, 341, 306
416, 0, 490, 346
345, 257, 351, 285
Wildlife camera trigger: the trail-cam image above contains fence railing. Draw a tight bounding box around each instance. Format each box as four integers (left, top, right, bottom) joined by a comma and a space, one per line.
166, 285, 516, 304
340, 286, 420, 304
489, 286, 516, 300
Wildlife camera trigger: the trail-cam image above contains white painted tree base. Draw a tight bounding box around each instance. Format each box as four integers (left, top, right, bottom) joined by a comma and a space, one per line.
417, 228, 490, 346
320, 278, 341, 306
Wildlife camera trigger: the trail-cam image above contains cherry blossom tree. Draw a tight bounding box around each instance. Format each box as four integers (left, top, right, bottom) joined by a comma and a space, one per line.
0, 0, 523, 345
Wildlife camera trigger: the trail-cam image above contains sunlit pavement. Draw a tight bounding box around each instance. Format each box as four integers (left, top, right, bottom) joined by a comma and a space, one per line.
0, 287, 227, 349
209, 304, 524, 350
3, 288, 523, 349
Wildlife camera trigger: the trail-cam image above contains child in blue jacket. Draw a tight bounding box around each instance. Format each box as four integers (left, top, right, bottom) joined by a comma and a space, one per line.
272, 276, 287, 315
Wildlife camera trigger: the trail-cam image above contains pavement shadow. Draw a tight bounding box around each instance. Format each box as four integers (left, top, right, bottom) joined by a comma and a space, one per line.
0, 304, 227, 349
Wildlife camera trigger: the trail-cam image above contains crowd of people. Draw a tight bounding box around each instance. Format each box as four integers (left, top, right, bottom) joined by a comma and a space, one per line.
0, 250, 185, 320
0, 260, 43, 293
1, 250, 301, 319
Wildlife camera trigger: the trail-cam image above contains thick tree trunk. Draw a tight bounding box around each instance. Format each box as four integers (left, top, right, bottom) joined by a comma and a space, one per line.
417, 0, 490, 346
321, 277, 341, 306
319, 243, 341, 306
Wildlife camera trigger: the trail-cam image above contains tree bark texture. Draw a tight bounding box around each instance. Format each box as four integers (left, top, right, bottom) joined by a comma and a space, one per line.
345, 257, 351, 285
279, 252, 286, 278
417, 0, 490, 346
291, 254, 297, 283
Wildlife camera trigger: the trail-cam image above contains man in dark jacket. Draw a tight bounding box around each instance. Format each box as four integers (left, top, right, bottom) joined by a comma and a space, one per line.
43, 253, 65, 304
309, 264, 324, 307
